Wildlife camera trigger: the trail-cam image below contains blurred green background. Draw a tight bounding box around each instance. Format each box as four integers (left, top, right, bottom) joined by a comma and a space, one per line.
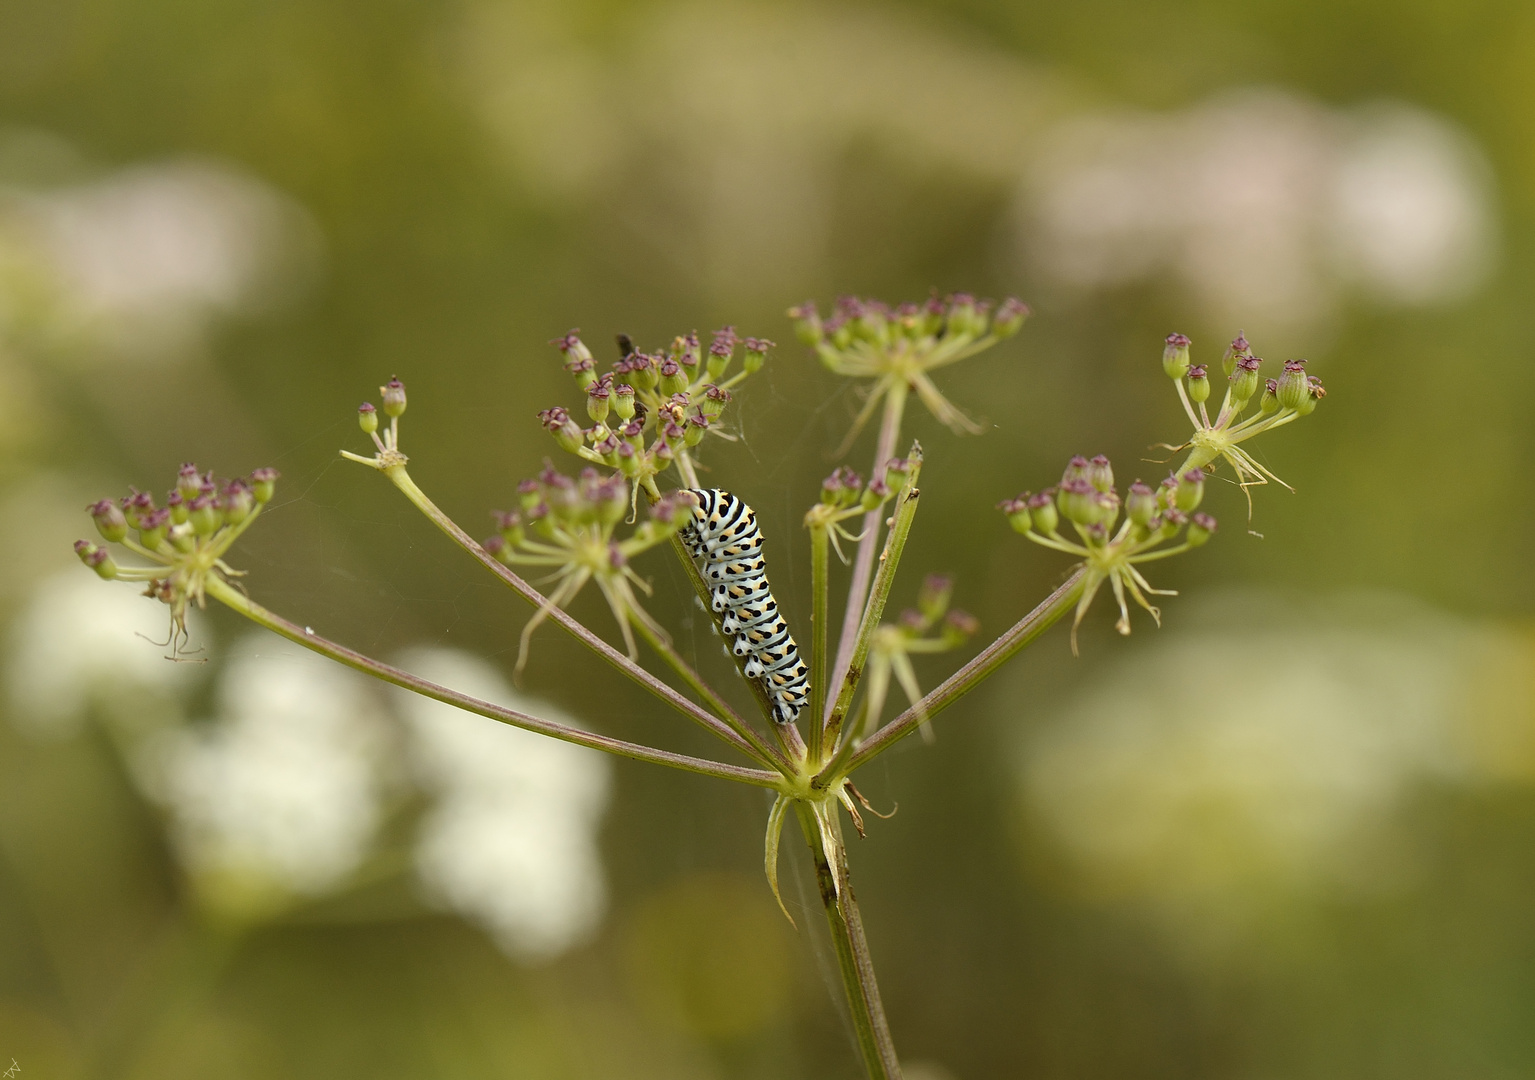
2, 0, 1535, 1077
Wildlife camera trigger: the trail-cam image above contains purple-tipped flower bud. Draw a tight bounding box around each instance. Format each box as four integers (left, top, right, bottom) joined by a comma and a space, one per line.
1186, 364, 1210, 403
1061, 455, 1090, 486
992, 297, 1030, 339
1175, 469, 1204, 512
658, 358, 687, 396
250, 468, 279, 505
380, 377, 407, 418
89, 499, 128, 543
553, 332, 596, 389
683, 412, 708, 448
860, 477, 890, 511
1230, 355, 1262, 402
653, 490, 699, 532
188, 494, 221, 535
166, 490, 189, 525
1000, 496, 1032, 534
660, 420, 686, 451
742, 337, 771, 376
1086, 454, 1114, 494
494, 509, 525, 547
788, 302, 823, 346
222, 481, 255, 526
1187, 512, 1217, 548
946, 293, 981, 337
1222, 332, 1251, 376
1163, 333, 1191, 379
1260, 377, 1280, 414
1057, 478, 1099, 526
1158, 507, 1187, 540
1298, 375, 1325, 416
612, 383, 636, 421
137, 507, 170, 548
941, 609, 979, 645
1276, 359, 1309, 410
358, 401, 378, 434
75, 539, 117, 580
1126, 481, 1157, 528
177, 463, 203, 501
883, 457, 911, 490
538, 406, 584, 455
700, 384, 731, 420
483, 533, 510, 563
677, 331, 702, 371
628, 352, 658, 392
585, 380, 611, 424
122, 490, 154, 530
1027, 490, 1058, 534
918, 573, 953, 622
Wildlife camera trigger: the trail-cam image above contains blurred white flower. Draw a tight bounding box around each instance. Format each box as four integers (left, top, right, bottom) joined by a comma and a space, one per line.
395, 647, 611, 963
1019, 593, 1533, 933
141, 633, 385, 902
0, 153, 320, 362
1017, 90, 1495, 331
6, 570, 204, 737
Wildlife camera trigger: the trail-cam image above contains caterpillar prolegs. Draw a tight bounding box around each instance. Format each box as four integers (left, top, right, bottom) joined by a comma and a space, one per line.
679, 489, 809, 725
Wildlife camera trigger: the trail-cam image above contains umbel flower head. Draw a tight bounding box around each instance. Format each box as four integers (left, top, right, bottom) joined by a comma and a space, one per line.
541, 327, 769, 496
790, 293, 1028, 454
861, 573, 979, 745
1001, 454, 1216, 654
801, 462, 902, 561
484, 464, 696, 675
1160, 332, 1325, 517
75, 463, 280, 655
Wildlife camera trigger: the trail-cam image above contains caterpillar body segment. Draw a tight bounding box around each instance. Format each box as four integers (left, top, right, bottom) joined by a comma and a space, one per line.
679, 488, 809, 725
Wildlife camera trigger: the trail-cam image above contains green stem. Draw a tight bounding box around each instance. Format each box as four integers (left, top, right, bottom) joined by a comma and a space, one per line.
826, 382, 908, 724
379, 463, 777, 768
795, 800, 902, 1080
824, 447, 923, 757
205, 576, 781, 789
808, 524, 830, 767
625, 609, 791, 773
827, 568, 1086, 781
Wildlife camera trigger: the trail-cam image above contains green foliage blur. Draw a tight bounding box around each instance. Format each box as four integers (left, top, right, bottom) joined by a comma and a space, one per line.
2, 0, 1534, 1077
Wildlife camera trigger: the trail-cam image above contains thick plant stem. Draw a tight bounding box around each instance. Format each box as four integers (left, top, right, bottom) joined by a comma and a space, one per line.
830, 568, 1087, 778
379, 463, 780, 769
796, 800, 902, 1080
205, 577, 782, 789
808, 524, 831, 766
826, 382, 907, 726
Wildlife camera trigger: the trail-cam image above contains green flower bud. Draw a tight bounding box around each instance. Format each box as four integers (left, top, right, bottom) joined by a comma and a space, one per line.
941, 609, 979, 646
946, 294, 980, 337
517, 479, 541, 512
122, 491, 154, 530
1174, 468, 1204, 512
1158, 508, 1187, 540
628, 352, 658, 392
917, 573, 953, 622
677, 331, 702, 371
882, 457, 911, 490
1186, 365, 1210, 403
683, 414, 707, 448
700, 384, 730, 420
1061, 455, 1090, 486
586, 380, 611, 424
1297, 376, 1325, 416
1162, 333, 1191, 379
1157, 475, 1177, 510
167, 491, 189, 525
482, 534, 511, 563
250, 468, 280, 505
999, 496, 1032, 534
188, 494, 221, 535
539, 407, 585, 454
221, 481, 254, 526
176, 463, 203, 501
743, 337, 771, 375
493, 510, 524, 548
1276, 359, 1309, 410
1259, 378, 1280, 414
358, 401, 378, 434
74, 539, 117, 580
1086, 454, 1114, 494
658, 358, 687, 397
1125, 481, 1157, 527
788, 303, 823, 346
992, 297, 1030, 339
1230, 355, 1262, 402
88, 499, 128, 543
1221, 332, 1250, 377
1187, 512, 1217, 547
1057, 479, 1099, 526
137, 508, 170, 549
381, 377, 407, 418
611, 383, 636, 422
1027, 490, 1057, 534
595, 476, 628, 527
860, 477, 890, 510
552, 332, 597, 389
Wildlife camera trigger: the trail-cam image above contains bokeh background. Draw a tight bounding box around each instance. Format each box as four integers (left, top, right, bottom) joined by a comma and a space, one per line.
1, 0, 1533, 1077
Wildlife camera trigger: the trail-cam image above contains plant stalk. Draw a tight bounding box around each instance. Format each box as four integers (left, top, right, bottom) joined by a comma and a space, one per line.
796, 800, 902, 1080
829, 568, 1086, 779
826, 381, 908, 725
205, 576, 781, 789
808, 523, 830, 766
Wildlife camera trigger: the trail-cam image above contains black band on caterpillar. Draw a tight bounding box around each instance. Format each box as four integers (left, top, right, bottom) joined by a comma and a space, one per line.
678, 489, 808, 725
